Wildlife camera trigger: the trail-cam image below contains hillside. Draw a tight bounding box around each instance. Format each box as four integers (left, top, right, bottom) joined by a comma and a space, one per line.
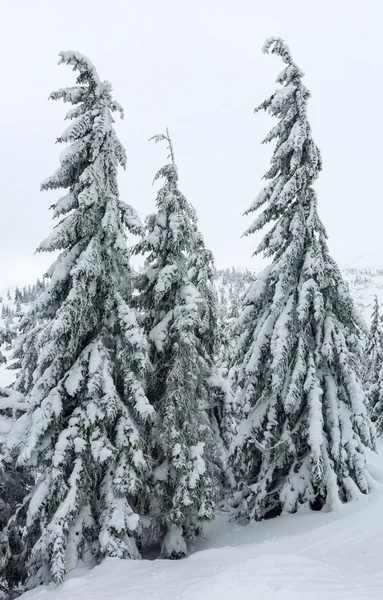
342, 268, 383, 324
0, 281, 47, 387
215, 266, 383, 326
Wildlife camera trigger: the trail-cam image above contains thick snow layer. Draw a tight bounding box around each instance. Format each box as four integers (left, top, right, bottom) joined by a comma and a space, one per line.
2, 273, 383, 599
16, 443, 383, 600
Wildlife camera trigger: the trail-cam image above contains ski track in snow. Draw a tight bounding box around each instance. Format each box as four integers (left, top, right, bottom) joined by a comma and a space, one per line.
17, 444, 383, 600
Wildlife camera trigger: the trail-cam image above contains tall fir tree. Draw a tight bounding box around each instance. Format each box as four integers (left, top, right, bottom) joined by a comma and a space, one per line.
2, 52, 154, 588
364, 296, 383, 430
135, 131, 218, 558
229, 38, 375, 521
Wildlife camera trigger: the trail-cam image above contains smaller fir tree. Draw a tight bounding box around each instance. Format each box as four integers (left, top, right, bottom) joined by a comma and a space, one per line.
0, 328, 15, 365
0, 389, 29, 597
188, 234, 236, 485
365, 296, 383, 431
135, 130, 218, 558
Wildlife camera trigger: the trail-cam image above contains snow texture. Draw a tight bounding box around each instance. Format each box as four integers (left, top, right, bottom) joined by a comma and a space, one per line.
14, 442, 383, 600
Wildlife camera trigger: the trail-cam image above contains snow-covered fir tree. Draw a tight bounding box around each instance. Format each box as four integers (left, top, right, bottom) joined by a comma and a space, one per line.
215, 269, 253, 368
135, 131, 218, 558
364, 296, 383, 430
365, 296, 383, 384
0, 328, 14, 365
0, 280, 49, 371
229, 38, 375, 521
1, 51, 154, 588
188, 231, 217, 360
215, 268, 255, 325
212, 267, 257, 453
188, 233, 236, 480
0, 389, 28, 597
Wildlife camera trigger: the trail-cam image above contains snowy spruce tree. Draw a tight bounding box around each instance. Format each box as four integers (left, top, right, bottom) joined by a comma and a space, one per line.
0, 327, 14, 365
187, 232, 236, 452
213, 268, 258, 452
188, 232, 236, 478
0, 389, 28, 596
135, 131, 218, 558
2, 52, 154, 588
364, 296, 383, 430
229, 38, 375, 521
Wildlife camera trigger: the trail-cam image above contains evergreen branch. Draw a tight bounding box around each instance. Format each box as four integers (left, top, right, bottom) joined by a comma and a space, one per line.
262, 37, 293, 65
0, 582, 22, 600
149, 128, 175, 164
251, 437, 287, 453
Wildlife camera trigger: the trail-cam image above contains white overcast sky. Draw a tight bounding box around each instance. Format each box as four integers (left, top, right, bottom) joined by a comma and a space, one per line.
0, 0, 382, 287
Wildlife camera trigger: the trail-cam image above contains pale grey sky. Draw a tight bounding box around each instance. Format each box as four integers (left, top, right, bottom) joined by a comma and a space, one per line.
1, 0, 382, 286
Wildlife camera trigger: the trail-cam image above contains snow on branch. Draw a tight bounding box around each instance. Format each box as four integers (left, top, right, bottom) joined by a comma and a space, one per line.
0, 388, 27, 415
149, 127, 175, 165
58, 50, 101, 87
49, 51, 124, 120
250, 436, 288, 454
262, 37, 293, 65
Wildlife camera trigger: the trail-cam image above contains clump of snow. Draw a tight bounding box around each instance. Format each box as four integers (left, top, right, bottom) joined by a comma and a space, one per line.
161, 524, 187, 561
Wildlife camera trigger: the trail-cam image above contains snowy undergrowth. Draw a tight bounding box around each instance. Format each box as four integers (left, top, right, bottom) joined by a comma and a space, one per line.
16, 442, 383, 600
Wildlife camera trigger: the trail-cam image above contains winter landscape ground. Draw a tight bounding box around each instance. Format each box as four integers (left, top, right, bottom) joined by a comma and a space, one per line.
1, 270, 382, 600
9, 441, 383, 600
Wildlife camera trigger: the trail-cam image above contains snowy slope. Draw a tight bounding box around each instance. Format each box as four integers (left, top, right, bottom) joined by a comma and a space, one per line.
17, 444, 383, 600
0, 286, 31, 387
343, 268, 383, 324
214, 266, 383, 326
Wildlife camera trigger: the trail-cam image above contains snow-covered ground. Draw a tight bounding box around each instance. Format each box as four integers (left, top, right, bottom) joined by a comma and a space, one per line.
16, 443, 383, 600
3, 270, 383, 600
